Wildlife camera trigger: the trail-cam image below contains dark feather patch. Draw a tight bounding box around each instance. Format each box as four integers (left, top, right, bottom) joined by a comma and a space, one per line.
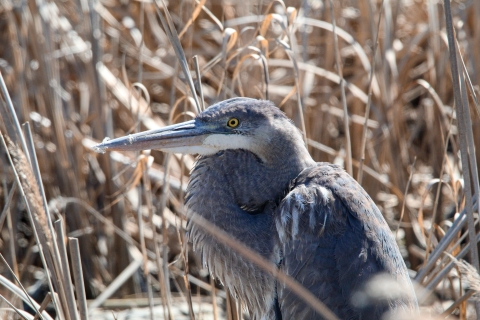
276, 163, 417, 319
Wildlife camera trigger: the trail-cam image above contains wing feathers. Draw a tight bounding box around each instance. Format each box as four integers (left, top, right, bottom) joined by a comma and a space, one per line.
275, 163, 417, 319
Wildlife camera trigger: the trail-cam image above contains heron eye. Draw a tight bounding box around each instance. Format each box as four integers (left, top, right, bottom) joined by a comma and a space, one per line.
227, 118, 239, 128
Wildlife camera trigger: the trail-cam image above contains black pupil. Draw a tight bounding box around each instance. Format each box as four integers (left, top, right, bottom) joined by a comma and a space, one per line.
230, 119, 237, 126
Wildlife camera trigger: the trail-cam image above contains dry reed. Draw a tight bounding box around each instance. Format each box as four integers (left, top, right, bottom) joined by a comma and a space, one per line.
0, 0, 479, 319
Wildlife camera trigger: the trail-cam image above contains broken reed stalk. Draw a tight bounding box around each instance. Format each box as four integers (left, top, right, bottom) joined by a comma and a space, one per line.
34, 294, 53, 320
54, 220, 80, 320
68, 238, 89, 320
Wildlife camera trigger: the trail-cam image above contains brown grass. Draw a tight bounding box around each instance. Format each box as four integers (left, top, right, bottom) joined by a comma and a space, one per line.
0, 0, 480, 319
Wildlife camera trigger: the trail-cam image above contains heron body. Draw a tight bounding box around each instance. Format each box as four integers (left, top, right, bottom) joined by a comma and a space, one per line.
94, 98, 418, 319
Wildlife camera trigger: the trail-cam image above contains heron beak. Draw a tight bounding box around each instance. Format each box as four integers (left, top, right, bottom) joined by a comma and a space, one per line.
91, 120, 213, 154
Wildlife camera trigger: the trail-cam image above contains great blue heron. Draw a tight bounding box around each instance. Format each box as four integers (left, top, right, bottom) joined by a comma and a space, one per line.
93, 98, 418, 319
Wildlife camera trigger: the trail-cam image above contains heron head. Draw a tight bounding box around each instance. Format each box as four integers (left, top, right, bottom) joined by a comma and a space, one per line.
93, 98, 311, 163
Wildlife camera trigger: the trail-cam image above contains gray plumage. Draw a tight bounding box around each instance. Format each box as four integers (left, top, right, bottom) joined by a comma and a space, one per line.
94, 98, 418, 320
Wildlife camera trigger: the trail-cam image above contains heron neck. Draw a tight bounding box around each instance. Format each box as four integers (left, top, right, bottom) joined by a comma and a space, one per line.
257, 123, 316, 172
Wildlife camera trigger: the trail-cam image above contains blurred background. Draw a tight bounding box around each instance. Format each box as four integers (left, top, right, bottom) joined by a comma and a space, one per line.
0, 0, 480, 319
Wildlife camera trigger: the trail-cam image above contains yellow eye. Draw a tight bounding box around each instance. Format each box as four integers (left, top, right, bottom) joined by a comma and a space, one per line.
227, 118, 239, 128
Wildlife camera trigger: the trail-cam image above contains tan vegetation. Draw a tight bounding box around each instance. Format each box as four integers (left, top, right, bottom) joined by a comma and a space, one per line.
0, 0, 479, 319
